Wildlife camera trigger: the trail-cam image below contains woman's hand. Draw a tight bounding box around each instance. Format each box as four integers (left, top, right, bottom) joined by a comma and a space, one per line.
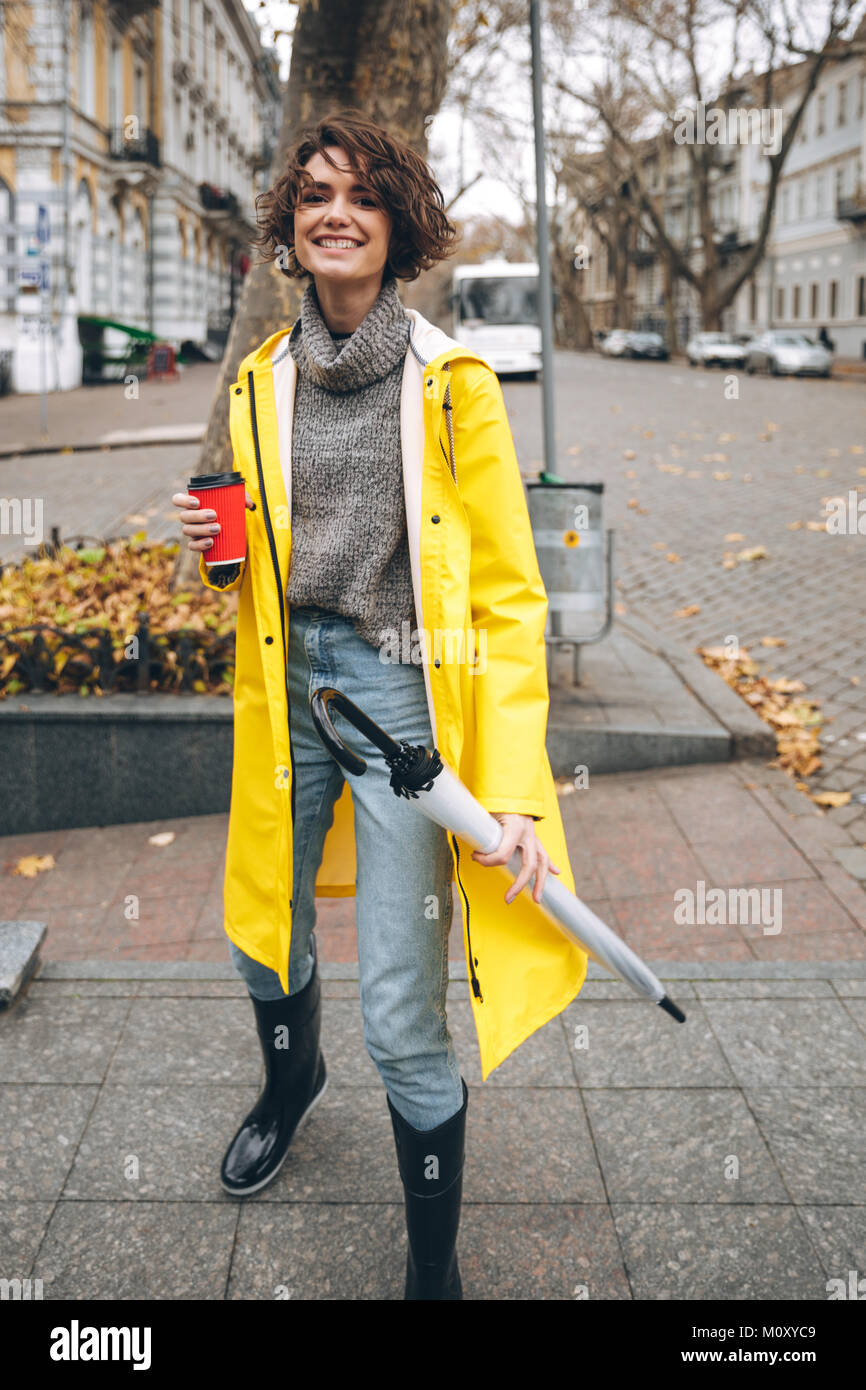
471, 813, 561, 906
171, 489, 255, 553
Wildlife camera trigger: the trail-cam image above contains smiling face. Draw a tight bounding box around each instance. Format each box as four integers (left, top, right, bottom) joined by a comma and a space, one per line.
292, 146, 393, 287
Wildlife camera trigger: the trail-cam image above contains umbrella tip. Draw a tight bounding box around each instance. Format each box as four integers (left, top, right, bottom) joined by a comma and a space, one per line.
658, 994, 687, 1023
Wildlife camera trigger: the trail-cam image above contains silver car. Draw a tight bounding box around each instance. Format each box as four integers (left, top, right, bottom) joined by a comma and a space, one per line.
686, 331, 748, 368
744, 331, 832, 378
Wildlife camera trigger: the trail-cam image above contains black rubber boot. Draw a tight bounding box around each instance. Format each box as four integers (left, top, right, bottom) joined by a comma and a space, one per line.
387, 1079, 468, 1300
220, 953, 327, 1196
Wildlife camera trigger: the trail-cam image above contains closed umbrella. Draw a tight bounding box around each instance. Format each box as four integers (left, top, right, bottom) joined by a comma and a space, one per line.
310, 686, 686, 1024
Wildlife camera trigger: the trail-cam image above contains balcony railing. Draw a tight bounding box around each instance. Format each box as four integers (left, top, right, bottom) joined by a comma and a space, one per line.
714, 225, 754, 255
109, 126, 160, 167
199, 182, 240, 217
837, 188, 866, 222
107, 0, 158, 28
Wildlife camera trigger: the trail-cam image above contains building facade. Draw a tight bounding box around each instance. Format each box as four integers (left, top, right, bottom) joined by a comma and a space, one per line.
0, 0, 281, 392
571, 38, 866, 359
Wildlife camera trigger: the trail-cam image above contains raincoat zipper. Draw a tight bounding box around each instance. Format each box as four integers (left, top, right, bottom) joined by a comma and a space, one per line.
247, 370, 297, 906
451, 834, 482, 1001
408, 335, 482, 1001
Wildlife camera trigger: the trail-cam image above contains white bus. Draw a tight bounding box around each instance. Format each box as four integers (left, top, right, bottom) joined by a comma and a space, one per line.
451, 260, 542, 377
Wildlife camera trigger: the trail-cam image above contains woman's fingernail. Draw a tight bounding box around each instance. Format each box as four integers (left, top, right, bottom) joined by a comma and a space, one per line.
205, 539, 213, 547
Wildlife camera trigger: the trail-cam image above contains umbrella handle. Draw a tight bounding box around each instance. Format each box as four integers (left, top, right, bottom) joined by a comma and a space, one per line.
309, 686, 403, 775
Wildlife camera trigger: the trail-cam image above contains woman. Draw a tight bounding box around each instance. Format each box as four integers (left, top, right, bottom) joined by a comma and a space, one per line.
173, 109, 587, 1300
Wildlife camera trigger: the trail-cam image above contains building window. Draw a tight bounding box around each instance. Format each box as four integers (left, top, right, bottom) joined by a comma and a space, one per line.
109, 39, 122, 129
781, 186, 790, 222
857, 275, 865, 318
78, 5, 95, 118
816, 92, 825, 136
838, 81, 847, 126
828, 280, 839, 317
859, 75, 866, 120
776, 286, 785, 318
792, 285, 801, 318
810, 282, 819, 318
797, 180, 806, 218
816, 172, 826, 213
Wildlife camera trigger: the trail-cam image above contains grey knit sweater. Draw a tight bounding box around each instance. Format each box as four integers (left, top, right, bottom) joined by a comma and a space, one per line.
283, 277, 416, 651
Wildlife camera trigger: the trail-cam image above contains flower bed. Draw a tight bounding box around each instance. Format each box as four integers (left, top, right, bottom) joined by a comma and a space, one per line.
0, 534, 238, 698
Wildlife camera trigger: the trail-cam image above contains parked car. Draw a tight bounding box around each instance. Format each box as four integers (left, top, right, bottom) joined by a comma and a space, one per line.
600, 328, 632, 357
601, 329, 668, 360
627, 331, 669, 360
686, 331, 748, 368
744, 330, 833, 378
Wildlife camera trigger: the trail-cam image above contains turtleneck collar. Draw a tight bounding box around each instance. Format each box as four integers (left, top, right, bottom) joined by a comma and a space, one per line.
289, 276, 410, 394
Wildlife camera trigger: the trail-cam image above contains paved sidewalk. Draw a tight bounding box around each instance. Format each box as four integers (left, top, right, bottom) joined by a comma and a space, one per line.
0, 362, 221, 457
3, 758, 865, 967
1, 959, 864, 1299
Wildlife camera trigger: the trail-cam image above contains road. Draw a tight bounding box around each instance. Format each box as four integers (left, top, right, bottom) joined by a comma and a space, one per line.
503, 353, 866, 836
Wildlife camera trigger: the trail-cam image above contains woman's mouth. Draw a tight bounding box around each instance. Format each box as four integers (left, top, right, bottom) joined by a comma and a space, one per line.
312, 238, 364, 251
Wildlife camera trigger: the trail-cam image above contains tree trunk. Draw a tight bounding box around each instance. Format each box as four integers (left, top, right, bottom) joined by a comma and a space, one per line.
172, 0, 453, 590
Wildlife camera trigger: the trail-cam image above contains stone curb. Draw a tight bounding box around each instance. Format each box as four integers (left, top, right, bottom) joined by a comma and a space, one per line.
546, 722, 730, 777
617, 611, 777, 759
0, 920, 47, 1005
33, 957, 866, 982
0, 425, 206, 460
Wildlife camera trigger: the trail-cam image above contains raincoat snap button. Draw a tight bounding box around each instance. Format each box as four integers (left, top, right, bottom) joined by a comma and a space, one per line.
265, 636, 273, 644
431, 515, 441, 523
434, 658, 441, 668
234, 387, 242, 395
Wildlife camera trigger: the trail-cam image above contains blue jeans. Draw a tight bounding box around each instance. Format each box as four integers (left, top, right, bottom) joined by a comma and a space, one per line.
228, 605, 464, 1131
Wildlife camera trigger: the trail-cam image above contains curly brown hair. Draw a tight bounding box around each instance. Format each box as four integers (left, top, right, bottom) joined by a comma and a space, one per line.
252, 108, 460, 284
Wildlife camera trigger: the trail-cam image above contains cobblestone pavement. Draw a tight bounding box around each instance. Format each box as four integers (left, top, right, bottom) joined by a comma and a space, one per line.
505, 353, 866, 838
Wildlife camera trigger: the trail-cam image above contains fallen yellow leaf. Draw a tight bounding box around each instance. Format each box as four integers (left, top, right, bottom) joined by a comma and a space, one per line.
12, 853, 56, 877
675, 604, 701, 618
809, 790, 852, 808
761, 636, 787, 647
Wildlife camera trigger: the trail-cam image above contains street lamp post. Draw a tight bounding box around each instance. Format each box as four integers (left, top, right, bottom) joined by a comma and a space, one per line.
530, 0, 559, 483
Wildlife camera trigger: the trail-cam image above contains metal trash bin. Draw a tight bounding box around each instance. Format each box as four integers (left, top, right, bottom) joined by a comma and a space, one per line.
527, 480, 615, 685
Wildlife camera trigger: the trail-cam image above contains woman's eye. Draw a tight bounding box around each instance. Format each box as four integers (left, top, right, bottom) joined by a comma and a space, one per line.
300, 194, 377, 206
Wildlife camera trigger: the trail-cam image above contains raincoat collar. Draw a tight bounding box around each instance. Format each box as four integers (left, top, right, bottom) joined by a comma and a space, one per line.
238, 306, 486, 379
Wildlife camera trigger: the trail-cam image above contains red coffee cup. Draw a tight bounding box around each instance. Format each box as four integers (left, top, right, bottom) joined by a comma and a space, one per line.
188, 471, 247, 566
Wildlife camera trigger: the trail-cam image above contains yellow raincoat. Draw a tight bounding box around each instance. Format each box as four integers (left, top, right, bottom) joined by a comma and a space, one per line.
199, 305, 587, 1079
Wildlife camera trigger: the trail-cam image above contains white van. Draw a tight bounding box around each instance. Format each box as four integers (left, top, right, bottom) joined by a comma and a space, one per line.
451, 261, 542, 377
